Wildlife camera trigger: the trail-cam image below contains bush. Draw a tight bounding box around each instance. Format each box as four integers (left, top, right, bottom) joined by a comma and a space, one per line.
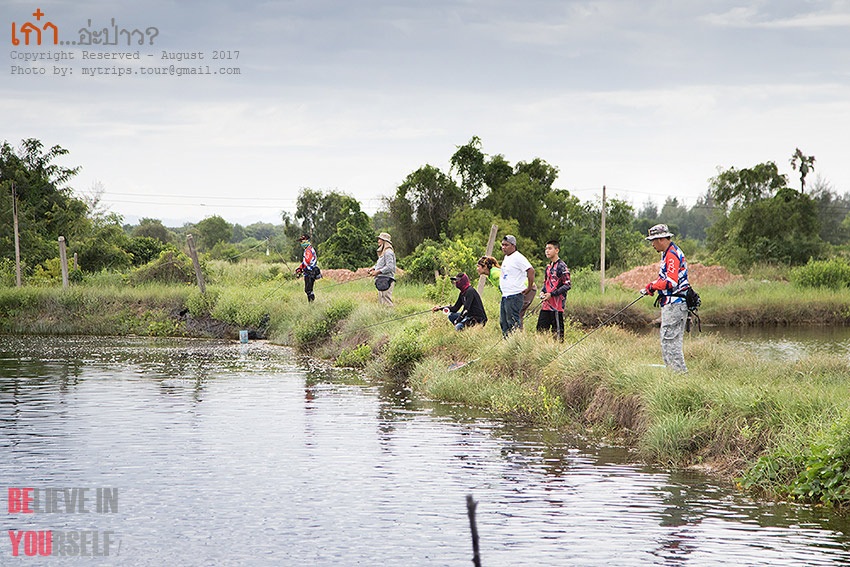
790, 258, 850, 290
385, 326, 425, 376
335, 343, 373, 368
129, 249, 198, 285
294, 300, 356, 348
403, 237, 480, 283
186, 289, 220, 317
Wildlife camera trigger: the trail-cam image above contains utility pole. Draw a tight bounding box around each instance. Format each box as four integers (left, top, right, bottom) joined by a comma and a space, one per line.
11, 182, 22, 287
600, 185, 606, 293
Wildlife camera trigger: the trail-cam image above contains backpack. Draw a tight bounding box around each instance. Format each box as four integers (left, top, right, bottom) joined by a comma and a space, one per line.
684, 287, 700, 311
683, 287, 701, 332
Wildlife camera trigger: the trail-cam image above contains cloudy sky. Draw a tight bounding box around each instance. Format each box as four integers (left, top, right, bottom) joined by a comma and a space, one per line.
4, 1, 849, 227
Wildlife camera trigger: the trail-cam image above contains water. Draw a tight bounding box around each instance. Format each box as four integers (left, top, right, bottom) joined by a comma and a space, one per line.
705, 326, 850, 361
2, 335, 850, 566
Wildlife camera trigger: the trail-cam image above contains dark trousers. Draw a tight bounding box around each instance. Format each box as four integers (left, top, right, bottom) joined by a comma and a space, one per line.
304, 275, 316, 302
500, 293, 523, 337
536, 309, 564, 341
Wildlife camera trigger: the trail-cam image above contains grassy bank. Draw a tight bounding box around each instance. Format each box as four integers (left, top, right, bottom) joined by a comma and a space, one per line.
3, 271, 850, 505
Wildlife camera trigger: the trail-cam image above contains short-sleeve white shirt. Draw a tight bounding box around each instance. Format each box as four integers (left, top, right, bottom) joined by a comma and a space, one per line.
500, 251, 532, 296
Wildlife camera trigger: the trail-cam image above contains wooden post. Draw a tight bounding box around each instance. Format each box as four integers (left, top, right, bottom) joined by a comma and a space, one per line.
58, 236, 69, 289
73, 253, 78, 271
186, 234, 206, 294
476, 224, 499, 295
11, 182, 22, 287
600, 185, 606, 294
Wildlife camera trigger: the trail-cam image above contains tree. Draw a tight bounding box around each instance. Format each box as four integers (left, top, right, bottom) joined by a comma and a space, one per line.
709, 162, 787, 208
387, 165, 463, 256
810, 177, 850, 245
320, 210, 375, 270
0, 138, 86, 272
450, 136, 487, 203
292, 188, 364, 245
193, 215, 233, 251
790, 148, 815, 194
708, 162, 823, 269
132, 218, 172, 243
74, 213, 133, 271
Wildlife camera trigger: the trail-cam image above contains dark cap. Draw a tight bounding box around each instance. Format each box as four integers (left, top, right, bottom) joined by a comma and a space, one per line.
297, 234, 311, 242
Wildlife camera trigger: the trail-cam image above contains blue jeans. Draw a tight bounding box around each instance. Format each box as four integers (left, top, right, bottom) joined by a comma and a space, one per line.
448, 312, 465, 331
500, 293, 523, 337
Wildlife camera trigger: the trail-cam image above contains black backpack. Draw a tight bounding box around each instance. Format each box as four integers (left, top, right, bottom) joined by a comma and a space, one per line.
657, 287, 701, 332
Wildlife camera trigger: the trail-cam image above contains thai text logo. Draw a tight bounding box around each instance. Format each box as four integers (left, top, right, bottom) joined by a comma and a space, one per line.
11, 7, 160, 46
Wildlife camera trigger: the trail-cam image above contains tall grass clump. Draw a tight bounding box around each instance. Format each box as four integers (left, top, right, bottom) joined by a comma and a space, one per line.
790, 258, 850, 290
293, 299, 357, 348
384, 324, 426, 376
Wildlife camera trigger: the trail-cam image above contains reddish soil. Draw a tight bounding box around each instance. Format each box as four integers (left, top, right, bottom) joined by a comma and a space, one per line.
609, 263, 741, 291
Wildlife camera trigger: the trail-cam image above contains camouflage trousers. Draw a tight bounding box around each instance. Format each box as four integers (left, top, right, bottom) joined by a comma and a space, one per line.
660, 302, 688, 373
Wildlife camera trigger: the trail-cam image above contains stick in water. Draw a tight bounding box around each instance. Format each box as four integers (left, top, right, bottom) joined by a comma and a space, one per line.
466, 494, 482, 567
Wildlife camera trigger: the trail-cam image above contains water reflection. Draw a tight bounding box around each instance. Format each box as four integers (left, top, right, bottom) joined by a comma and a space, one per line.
1, 335, 850, 566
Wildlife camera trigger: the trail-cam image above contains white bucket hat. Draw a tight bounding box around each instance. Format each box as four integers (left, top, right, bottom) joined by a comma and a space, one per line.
645, 223, 674, 241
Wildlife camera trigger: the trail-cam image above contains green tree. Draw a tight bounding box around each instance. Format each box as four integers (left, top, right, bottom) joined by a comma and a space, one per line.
132, 218, 172, 243
811, 178, 850, 245
710, 162, 787, 208
74, 213, 133, 271
320, 211, 375, 270
709, 178, 822, 270
0, 138, 86, 271
125, 236, 166, 266
387, 165, 464, 256
292, 188, 364, 245
450, 136, 487, 202
193, 215, 233, 251
790, 148, 816, 194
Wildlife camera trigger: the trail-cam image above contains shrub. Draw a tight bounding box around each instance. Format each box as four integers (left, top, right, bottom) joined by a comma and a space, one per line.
385, 326, 425, 376
186, 289, 220, 317
336, 343, 373, 368
790, 258, 850, 290
130, 249, 198, 285
294, 300, 356, 348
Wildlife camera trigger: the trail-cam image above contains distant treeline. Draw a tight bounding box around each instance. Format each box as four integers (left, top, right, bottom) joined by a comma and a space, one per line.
2, 137, 848, 285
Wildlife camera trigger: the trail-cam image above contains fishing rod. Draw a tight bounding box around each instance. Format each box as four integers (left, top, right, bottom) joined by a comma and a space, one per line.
547, 294, 645, 365
316, 273, 374, 290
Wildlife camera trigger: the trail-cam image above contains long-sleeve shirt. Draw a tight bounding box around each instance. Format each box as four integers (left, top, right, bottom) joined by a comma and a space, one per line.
541, 259, 571, 312
647, 242, 689, 307
373, 249, 396, 277
447, 287, 487, 325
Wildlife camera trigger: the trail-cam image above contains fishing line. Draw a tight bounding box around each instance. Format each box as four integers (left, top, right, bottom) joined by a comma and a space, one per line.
546, 294, 645, 365
447, 298, 542, 371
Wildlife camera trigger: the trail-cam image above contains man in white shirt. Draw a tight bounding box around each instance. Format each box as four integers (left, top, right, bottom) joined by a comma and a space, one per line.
499, 235, 535, 337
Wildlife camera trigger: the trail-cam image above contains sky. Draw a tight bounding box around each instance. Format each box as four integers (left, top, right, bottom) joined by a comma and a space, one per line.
4, 0, 850, 227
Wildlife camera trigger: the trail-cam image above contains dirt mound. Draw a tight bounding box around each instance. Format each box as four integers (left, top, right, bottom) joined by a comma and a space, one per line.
610, 263, 741, 291
321, 268, 372, 283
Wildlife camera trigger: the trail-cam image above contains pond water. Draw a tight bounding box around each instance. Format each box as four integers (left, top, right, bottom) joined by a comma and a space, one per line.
2, 335, 850, 566
705, 325, 850, 360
